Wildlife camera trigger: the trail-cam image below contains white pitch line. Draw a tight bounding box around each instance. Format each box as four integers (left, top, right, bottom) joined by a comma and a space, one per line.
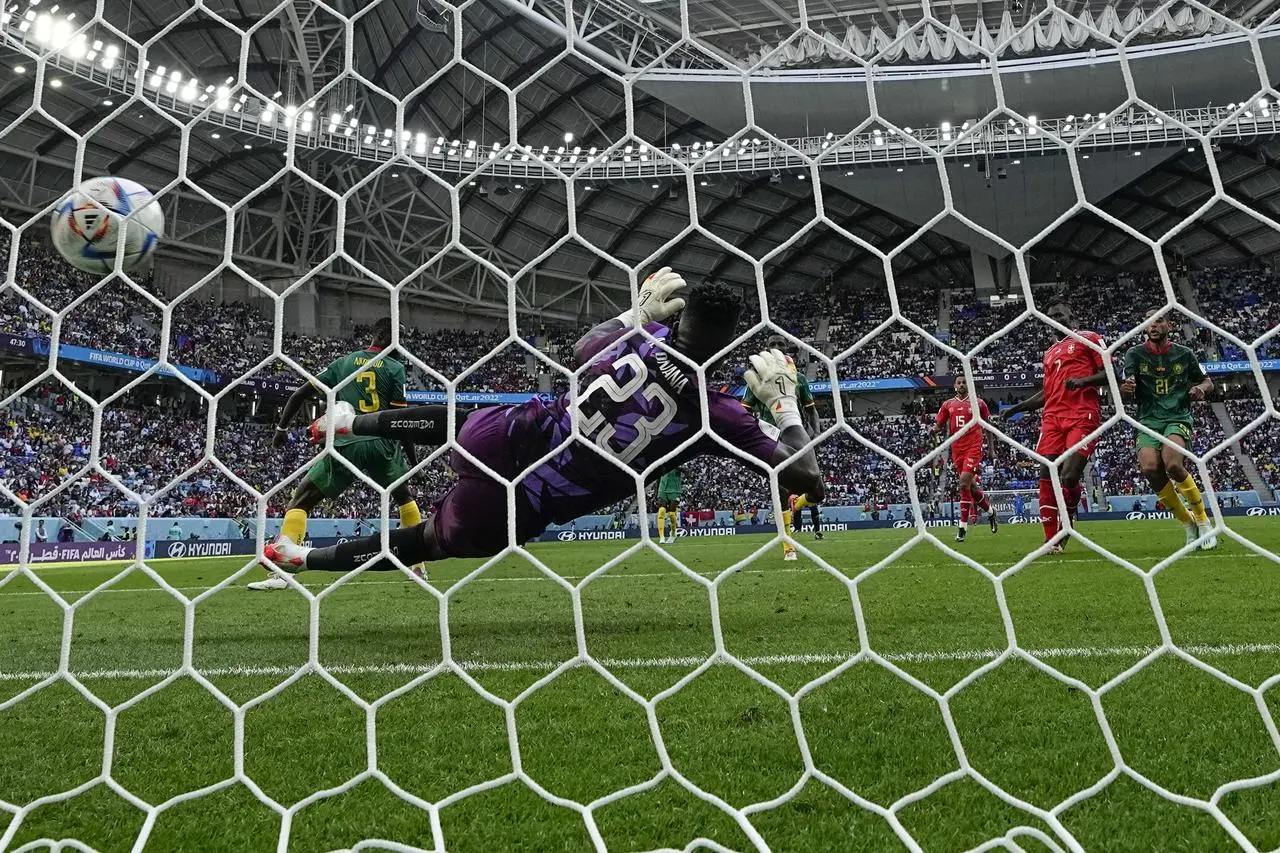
1, 643, 1276, 682
0, 552, 1271, 599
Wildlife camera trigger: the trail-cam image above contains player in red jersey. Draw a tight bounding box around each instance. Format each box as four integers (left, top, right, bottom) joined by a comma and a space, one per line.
935, 376, 998, 542
1000, 302, 1106, 553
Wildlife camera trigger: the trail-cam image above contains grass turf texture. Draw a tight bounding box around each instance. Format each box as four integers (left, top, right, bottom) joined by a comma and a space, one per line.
0, 519, 1278, 852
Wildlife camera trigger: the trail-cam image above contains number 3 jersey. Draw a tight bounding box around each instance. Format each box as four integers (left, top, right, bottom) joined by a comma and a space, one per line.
314, 347, 409, 446
454, 322, 781, 527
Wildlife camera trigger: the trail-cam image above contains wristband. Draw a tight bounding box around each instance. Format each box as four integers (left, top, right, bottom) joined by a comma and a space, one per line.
771, 397, 803, 432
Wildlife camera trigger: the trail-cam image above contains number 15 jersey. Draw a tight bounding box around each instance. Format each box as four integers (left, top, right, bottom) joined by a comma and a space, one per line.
470, 322, 781, 526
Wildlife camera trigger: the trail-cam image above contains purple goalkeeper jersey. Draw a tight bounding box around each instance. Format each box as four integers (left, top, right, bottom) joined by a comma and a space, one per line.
452, 323, 780, 530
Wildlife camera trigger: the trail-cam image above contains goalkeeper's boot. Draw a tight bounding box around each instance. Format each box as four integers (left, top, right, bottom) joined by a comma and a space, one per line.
989, 512, 999, 534
1195, 518, 1217, 551
308, 401, 356, 444
783, 545, 798, 562
262, 537, 310, 572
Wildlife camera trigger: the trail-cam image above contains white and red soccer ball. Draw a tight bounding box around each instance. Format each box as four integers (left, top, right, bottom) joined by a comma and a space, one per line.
49, 176, 164, 274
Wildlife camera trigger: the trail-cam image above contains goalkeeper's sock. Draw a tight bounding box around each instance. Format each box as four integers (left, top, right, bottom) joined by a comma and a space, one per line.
781, 509, 794, 553
1157, 481, 1194, 524
792, 494, 813, 511
398, 500, 422, 529
657, 507, 667, 539
1038, 479, 1059, 542
355, 405, 457, 445
1174, 475, 1208, 523
281, 508, 307, 544
307, 524, 430, 572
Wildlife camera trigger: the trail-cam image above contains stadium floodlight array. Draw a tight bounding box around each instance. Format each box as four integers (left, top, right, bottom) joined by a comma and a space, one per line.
1, 0, 1279, 851
3, 11, 1280, 181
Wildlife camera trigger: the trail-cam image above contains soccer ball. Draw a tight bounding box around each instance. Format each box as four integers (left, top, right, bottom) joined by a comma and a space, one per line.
49, 176, 164, 274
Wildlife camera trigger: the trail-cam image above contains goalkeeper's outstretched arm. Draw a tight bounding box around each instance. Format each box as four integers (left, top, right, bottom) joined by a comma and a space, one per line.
748, 349, 825, 503
573, 267, 687, 366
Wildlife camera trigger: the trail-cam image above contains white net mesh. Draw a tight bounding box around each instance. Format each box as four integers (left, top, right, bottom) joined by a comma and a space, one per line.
1, 0, 1279, 851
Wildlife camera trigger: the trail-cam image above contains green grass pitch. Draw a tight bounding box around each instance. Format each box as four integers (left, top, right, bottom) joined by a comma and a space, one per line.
1, 519, 1278, 852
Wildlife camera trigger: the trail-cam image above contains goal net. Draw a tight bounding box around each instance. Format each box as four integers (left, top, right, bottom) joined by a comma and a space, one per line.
1, 0, 1279, 851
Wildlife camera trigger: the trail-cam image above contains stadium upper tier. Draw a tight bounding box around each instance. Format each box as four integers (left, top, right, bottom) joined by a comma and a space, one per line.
1, 241, 1277, 392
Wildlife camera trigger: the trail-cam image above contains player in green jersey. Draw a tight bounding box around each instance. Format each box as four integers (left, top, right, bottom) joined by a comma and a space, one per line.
1120, 309, 1216, 550
249, 318, 424, 590
742, 336, 824, 559
655, 467, 682, 544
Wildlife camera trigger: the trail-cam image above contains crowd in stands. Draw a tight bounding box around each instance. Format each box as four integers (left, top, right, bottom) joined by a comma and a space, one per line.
2, 234, 1279, 528
1190, 266, 1280, 361
824, 281, 942, 378
0, 387, 454, 521
1224, 396, 1280, 500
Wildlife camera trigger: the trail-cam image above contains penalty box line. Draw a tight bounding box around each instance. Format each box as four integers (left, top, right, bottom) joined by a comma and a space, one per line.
2, 643, 1278, 682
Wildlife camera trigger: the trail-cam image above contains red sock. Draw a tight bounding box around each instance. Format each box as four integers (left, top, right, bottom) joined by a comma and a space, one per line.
1039, 479, 1059, 542
973, 486, 991, 513
959, 487, 972, 524
1064, 484, 1083, 525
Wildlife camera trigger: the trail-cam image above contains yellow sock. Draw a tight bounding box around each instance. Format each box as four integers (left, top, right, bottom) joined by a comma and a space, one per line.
1156, 482, 1193, 524
793, 494, 812, 511
1174, 475, 1207, 523
657, 507, 667, 539
781, 509, 794, 552
281, 508, 307, 543
398, 500, 423, 529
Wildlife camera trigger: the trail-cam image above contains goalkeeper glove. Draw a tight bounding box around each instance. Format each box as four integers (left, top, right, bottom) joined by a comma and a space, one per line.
745, 348, 803, 432
619, 266, 687, 327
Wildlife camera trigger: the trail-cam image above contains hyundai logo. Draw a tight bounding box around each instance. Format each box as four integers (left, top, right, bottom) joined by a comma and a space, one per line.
557, 530, 577, 541
167, 541, 186, 558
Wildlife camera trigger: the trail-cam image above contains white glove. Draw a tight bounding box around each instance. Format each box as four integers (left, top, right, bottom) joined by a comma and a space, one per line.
745, 348, 802, 430
620, 266, 687, 326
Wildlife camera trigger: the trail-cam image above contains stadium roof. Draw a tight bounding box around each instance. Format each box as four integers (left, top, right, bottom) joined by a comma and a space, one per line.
633, 0, 1280, 63
1, 0, 1278, 322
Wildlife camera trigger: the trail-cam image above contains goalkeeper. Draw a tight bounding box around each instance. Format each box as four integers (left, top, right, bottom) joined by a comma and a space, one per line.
743, 334, 824, 557
262, 269, 825, 573
248, 318, 423, 590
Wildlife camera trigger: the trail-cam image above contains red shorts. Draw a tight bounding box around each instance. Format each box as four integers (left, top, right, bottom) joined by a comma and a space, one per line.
951, 446, 983, 475
1036, 416, 1097, 459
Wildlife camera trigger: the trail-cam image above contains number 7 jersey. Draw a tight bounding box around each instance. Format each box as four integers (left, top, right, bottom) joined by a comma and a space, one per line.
1043, 331, 1106, 422
314, 347, 409, 446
